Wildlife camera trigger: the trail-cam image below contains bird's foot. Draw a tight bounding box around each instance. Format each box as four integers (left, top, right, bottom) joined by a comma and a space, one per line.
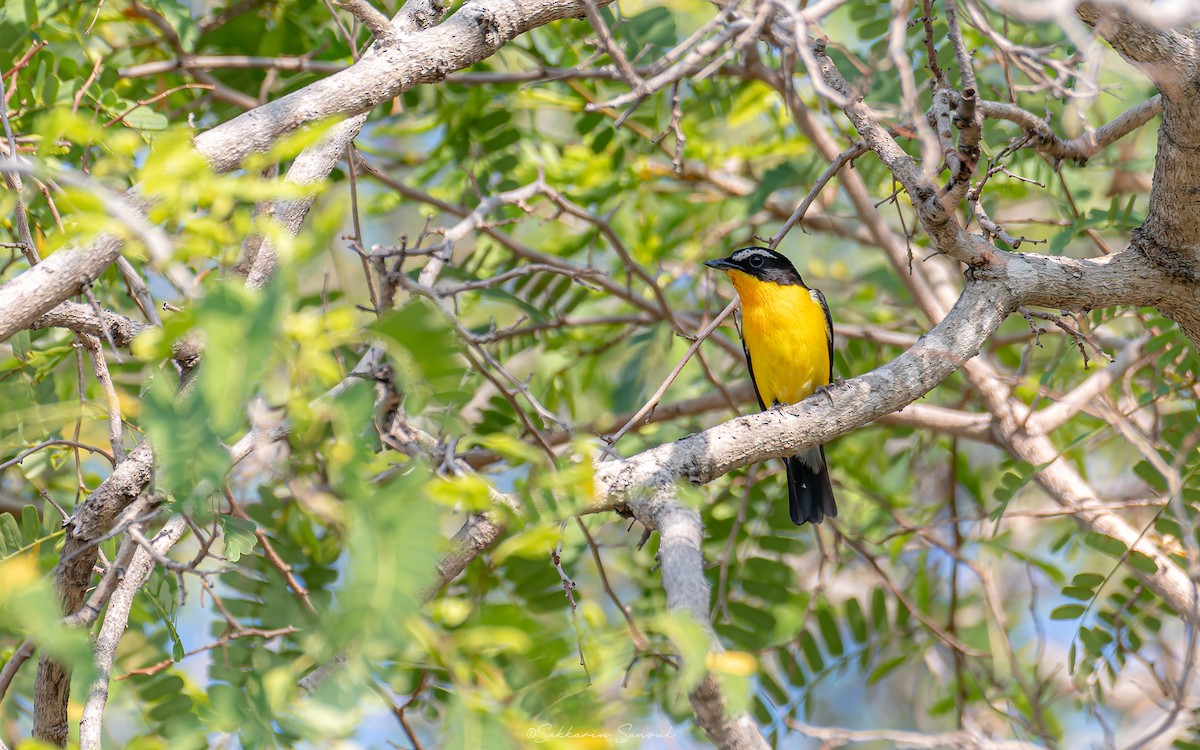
813, 382, 838, 407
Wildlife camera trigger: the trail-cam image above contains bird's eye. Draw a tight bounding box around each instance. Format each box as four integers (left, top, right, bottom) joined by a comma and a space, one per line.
748, 255, 764, 268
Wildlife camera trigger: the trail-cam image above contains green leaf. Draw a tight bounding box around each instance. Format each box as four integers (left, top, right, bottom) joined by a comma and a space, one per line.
483, 127, 520, 151
845, 597, 868, 643
1050, 604, 1085, 620
139, 674, 185, 702
149, 693, 193, 722
871, 587, 888, 633
798, 629, 823, 672
0, 513, 20, 553
141, 371, 229, 505
590, 127, 614, 153
651, 611, 710, 692
476, 109, 512, 133
19, 504, 40, 538
1129, 551, 1158, 574
927, 694, 957, 717
1072, 573, 1105, 589
1049, 226, 1075, 254
868, 654, 907, 685
372, 301, 466, 398
617, 6, 676, 53
123, 107, 170, 131
219, 514, 258, 563
816, 605, 843, 657
10, 329, 30, 361
1133, 460, 1166, 492
1083, 532, 1128, 558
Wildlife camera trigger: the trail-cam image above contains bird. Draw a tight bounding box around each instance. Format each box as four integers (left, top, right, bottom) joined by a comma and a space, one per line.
704, 247, 836, 525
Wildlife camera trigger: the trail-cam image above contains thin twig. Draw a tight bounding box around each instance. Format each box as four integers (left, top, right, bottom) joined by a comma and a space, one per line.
599, 300, 738, 460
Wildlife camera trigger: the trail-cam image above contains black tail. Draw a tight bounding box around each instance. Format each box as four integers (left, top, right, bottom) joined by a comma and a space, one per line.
785, 446, 836, 525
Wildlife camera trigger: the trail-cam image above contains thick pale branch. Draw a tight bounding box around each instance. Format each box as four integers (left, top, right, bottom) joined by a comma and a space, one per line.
979, 95, 1162, 164
392, 0, 451, 34
334, 0, 395, 42
239, 113, 368, 287
78, 517, 189, 750
1072, 0, 1200, 338
649, 487, 769, 749
0, 238, 127, 345
991, 245, 1196, 311
1075, 2, 1200, 101
31, 301, 149, 347
790, 720, 1045, 749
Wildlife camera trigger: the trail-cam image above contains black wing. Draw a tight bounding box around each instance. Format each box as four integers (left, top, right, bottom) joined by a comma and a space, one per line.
741, 339, 768, 411
810, 287, 834, 381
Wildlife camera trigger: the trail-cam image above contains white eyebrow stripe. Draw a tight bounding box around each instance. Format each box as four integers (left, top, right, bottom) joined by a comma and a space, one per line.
731, 248, 772, 263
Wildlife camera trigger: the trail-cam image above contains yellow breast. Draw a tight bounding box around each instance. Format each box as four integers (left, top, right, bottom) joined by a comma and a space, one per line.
728, 270, 830, 407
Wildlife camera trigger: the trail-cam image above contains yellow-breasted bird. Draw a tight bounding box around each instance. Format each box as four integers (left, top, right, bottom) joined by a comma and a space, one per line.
705, 247, 836, 525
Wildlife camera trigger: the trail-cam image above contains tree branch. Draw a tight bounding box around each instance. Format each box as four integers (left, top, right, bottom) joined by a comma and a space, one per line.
31, 302, 149, 348
238, 112, 368, 287
0, 0, 613, 347
1074, 2, 1200, 101
652, 485, 769, 749
334, 0, 395, 43
33, 442, 155, 746
978, 95, 1162, 164
193, 0, 614, 172
789, 719, 1046, 749
78, 517, 189, 750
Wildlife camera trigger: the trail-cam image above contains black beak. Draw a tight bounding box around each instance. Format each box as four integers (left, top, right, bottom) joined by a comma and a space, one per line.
704, 258, 736, 271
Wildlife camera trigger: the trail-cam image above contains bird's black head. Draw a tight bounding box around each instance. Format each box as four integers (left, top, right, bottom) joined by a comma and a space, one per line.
704, 247, 805, 286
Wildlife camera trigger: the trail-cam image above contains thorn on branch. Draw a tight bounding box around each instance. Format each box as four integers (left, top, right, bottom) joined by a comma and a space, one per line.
633, 525, 652, 549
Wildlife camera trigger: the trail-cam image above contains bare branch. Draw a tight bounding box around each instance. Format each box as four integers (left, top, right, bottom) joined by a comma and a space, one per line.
580, 0, 646, 94
810, 43, 990, 265
33, 440, 154, 745
79, 335, 126, 463
647, 484, 769, 749
789, 719, 1046, 749
586, 15, 746, 113
978, 95, 1162, 164
0, 640, 35, 706
240, 113, 368, 287
334, 0, 395, 43
392, 0, 451, 34
78, 517, 189, 750
1030, 337, 1146, 433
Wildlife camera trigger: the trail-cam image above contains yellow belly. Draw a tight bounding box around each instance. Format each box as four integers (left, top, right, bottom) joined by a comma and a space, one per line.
732, 274, 830, 407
